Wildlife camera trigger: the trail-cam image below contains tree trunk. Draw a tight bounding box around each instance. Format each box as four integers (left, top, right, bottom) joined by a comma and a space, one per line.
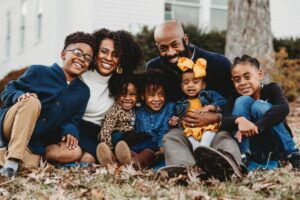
225, 0, 274, 81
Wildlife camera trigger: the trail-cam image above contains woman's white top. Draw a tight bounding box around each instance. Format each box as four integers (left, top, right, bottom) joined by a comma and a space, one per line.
81, 70, 114, 126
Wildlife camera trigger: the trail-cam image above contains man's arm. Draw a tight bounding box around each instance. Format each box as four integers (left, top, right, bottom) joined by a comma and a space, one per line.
255, 83, 289, 133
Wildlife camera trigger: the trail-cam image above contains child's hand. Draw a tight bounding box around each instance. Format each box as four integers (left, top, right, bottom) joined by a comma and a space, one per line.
155, 147, 164, 156
235, 117, 258, 137
62, 134, 78, 150
169, 116, 179, 126
235, 131, 242, 143
18, 92, 38, 102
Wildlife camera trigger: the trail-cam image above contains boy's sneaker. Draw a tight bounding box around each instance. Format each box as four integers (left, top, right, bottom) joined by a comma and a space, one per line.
115, 141, 132, 165
287, 151, 300, 169
241, 153, 250, 168
0, 167, 17, 178
96, 143, 116, 166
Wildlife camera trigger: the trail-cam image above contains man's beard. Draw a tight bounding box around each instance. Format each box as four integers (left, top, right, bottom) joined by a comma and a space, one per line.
159, 39, 190, 68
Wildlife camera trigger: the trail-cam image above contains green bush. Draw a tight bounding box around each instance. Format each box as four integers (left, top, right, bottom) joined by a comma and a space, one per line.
271, 48, 300, 101
134, 25, 300, 65
274, 38, 300, 59
134, 25, 226, 71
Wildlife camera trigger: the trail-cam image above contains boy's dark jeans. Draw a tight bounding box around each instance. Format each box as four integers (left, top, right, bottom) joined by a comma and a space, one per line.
232, 96, 299, 163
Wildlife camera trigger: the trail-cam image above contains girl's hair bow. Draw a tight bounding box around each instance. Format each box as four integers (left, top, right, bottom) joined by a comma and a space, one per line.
177, 57, 207, 78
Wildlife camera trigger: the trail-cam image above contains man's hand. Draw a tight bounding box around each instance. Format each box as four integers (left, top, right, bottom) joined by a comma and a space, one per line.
183, 110, 220, 128
18, 92, 38, 102
235, 117, 258, 138
193, 105, 216, 114
62, 134, 78, 150
169, 116, 179, 126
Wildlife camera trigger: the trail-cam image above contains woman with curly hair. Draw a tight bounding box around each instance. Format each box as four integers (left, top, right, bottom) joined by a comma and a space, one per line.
44, 29, 143, 164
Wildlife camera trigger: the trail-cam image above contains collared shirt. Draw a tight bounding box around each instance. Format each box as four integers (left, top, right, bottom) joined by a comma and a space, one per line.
133, 102, 175, 151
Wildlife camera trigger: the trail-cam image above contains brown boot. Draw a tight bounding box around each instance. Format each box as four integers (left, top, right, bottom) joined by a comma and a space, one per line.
96, 143, 116, 166
115, 141, 132, 165
132, 149, 157, 169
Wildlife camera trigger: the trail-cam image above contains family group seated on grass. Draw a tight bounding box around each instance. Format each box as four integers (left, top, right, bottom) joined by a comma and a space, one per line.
0, 20, 299, 181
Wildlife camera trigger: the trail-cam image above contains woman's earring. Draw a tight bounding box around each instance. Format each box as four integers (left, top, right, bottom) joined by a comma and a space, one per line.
116, 66, 123, 74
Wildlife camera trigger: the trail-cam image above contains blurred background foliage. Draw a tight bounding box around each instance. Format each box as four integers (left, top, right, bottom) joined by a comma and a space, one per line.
0, 25, 299, 104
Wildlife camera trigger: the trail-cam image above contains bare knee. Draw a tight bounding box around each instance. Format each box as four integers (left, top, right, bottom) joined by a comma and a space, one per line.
44, 143, 82, 163
79, 152, 96, 163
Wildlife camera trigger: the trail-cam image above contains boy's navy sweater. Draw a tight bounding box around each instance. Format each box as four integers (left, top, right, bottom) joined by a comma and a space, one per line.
0, 63, 90, 154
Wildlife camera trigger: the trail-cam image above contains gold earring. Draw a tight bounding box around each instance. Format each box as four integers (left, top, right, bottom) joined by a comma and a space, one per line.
116, 66, 123, 74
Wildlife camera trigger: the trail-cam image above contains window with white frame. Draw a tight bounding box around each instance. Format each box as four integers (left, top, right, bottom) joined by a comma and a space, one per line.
20, 0, 27, 49
6, 12, 11, 58
210, 0, 227, 30
36, 0, 43, 40
165, 0, 200, 27
164, 0, 228, 31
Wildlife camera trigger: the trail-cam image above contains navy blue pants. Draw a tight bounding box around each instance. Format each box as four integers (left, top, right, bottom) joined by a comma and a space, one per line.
78, 120, 101, 158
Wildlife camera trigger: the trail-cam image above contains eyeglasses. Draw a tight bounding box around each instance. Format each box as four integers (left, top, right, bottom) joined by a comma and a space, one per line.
66, 48, 93, 64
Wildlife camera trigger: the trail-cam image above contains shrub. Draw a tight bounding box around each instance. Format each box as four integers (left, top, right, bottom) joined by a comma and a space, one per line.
271, 48, 300, 101
134, 25, 226, 71
135, 25, 300, 64
274, 37, 300, 59
0, 67, 28, 106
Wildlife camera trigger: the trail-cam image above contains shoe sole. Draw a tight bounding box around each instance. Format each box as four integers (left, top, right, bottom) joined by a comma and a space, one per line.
115, 141, 132, 165
96, 143, 114, 166
194, 146, 242, 181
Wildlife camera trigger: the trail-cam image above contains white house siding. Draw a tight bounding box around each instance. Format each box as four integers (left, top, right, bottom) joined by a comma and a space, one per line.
270, 0, 300, 38
0, 0, 61, 77
89, 0, 164, 33
1, 0, 300, 78
0, 0, 164, 78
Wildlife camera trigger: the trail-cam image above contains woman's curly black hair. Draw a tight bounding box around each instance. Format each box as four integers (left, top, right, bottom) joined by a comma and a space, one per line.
91, 28, 143, 74
63, 31, 97, 55
108, 73, 138, 100
114, 30, 143, 74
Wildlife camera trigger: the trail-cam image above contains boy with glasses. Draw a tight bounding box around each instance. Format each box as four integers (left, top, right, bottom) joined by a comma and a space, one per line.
0, 31, 96, 178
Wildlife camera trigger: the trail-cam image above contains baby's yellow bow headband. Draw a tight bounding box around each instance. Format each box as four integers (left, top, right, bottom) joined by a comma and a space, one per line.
177, 57, 207, 78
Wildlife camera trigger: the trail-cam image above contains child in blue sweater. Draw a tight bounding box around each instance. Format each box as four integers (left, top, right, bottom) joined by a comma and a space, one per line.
125, 71, 174, 168
0, 32, 96, 178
